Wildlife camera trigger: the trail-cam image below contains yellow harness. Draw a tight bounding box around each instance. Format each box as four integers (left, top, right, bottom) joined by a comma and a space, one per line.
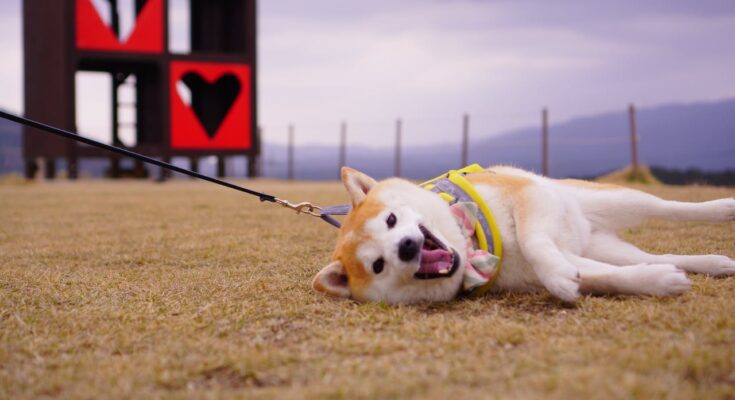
421, 164, 504, 295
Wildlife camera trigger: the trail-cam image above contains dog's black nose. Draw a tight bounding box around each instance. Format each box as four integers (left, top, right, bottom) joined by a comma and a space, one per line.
398, 237, 420, 261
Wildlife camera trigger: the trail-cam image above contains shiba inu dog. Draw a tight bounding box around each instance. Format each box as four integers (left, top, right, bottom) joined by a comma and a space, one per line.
313, 165, 735, 304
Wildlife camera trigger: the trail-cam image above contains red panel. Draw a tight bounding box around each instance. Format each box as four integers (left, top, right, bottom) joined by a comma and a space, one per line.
170, 61, 252, 151
76, 0, 163, 53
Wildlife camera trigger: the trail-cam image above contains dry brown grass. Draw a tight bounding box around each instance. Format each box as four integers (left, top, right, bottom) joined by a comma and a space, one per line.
1, 178, 734, 399
597, 165, 662, 185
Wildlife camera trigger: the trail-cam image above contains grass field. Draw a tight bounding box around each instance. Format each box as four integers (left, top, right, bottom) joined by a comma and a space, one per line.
1, 178, 734, 399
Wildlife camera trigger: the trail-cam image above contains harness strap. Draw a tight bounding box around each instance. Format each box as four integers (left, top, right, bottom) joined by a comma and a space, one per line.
426, 168, 504, 296
423, 178, 494, 254
320, 204, 352, 228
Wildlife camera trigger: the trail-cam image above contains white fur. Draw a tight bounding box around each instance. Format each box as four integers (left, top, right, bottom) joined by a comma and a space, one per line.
356, 180, 468, 303
316, 166, 735, 304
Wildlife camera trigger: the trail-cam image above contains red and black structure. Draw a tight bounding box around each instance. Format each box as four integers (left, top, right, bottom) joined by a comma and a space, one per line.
22, 0, 259, 179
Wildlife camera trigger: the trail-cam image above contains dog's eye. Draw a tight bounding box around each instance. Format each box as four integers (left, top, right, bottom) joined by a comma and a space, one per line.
372, 258, 385, 274
386, 213, 397, 229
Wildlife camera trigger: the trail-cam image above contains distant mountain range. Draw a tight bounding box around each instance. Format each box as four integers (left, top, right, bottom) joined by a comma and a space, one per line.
261, 98, 735, 180
2, 98, 734, 179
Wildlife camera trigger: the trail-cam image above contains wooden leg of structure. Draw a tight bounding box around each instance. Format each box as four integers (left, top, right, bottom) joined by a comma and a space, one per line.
67, 156, 78, 180
158, 155, 172, 181
133, 160, 146, 178
25, 159, 38, 180
247, 155, 258, 178
190, 156, 199, 178
109, 157, 121, 178
217, 156, 226, 178
44, 158, 56, 180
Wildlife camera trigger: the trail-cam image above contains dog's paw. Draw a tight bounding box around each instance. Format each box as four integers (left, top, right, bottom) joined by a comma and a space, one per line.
676, 255, 735, 276
703, 198, 735, 222
545, 271, 581, 303
700, 255, 735, 276
639, 264, 691, 296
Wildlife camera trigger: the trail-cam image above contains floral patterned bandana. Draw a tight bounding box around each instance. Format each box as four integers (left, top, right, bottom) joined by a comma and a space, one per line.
450, 202, 501, 293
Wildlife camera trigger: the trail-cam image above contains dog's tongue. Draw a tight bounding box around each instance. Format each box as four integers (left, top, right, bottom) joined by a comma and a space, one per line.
418, 248, 453, 275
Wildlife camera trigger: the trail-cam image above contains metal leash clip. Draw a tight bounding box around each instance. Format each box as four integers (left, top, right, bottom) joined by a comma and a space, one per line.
274, 198, 323, 217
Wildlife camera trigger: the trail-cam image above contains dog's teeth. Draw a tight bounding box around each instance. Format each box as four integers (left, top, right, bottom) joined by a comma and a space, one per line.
439, 268, 449, 274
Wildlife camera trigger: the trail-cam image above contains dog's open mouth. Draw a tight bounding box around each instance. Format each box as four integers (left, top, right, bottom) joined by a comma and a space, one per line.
415, 225, 460, 280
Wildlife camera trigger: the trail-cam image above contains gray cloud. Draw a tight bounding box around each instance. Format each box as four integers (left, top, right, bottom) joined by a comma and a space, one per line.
259, 0, 735, 145
1, 0, 734, 147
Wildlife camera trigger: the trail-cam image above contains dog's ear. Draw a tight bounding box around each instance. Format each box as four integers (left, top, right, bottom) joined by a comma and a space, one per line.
341, 167, 376, 207
312, 260, 351, 298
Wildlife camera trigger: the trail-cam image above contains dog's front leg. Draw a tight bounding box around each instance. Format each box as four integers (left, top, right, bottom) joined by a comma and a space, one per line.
511, 189, 582, 302
519, 232, 582, 302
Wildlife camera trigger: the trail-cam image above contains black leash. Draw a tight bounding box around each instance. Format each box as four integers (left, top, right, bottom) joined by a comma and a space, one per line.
0, 109, 344, 224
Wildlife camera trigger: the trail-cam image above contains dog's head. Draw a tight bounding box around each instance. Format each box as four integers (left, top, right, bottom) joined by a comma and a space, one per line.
312, 167, 467, 304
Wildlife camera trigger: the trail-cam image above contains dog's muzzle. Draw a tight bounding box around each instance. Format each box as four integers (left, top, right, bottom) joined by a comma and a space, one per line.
414, 225, 460, 280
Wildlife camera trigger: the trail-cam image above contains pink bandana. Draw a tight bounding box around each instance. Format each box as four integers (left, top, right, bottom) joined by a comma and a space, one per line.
450, 202, 501, 293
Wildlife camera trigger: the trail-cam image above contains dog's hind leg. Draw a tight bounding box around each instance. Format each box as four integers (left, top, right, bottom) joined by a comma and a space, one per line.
571, 186, 735, 231
585, 233, 735, 276
565, 253, 691, 296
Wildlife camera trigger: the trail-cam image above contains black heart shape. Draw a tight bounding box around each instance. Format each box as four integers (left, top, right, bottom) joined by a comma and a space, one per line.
181, 72, 241, 138
92, 0, 151, 42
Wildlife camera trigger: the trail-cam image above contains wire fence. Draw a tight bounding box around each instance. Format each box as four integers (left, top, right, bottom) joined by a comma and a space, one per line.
258, 105, 640, 181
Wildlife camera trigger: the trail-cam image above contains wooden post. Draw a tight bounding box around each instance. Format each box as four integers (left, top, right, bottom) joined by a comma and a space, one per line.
339, 121, 347, 179
133, 160, 146, 178
247, 127, 261, 178
156, 155, 171, 181
67, 146, 78, 180
628, 103, 639, 175
110, 157, 121, 178
394, 118, 402, 177
24, 159, 38, 180
461, 113, 469, 167
110, 73, 122, 179
542, 108, 549, 177
190, 156, 199, 176
217, 155, 226, 178
44, 158, 56, 180
287, 123, 294, 180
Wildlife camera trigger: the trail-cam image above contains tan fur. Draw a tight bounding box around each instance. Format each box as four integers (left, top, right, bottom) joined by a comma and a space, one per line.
466, 171, 534, 235
330, 187, 385, 297
312, 275, 328, 293
559, 179, 621, 191
465, 171, 532, 194
312, 268, 332, 294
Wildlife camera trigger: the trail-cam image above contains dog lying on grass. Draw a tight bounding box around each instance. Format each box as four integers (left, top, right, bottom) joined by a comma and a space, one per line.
313, 165, 735, 304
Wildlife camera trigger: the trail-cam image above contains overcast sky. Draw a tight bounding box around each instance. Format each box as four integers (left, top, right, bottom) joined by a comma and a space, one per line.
1, 0, 735, 146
